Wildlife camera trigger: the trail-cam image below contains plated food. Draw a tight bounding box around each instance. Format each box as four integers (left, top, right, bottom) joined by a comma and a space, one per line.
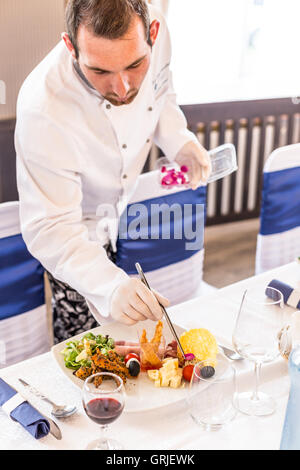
61, 321, 219, 390
53, 320, 229, 413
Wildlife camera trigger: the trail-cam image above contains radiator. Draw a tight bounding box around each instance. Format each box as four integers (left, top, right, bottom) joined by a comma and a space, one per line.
148, 98, 300, 226
201, 113, 300, 223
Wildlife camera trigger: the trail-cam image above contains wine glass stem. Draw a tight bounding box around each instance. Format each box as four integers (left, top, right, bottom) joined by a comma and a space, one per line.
252, 362, 261, 401
101, 425, 108, 437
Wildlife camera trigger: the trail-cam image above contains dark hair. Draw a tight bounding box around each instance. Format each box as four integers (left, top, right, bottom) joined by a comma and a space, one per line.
65, 0, 151, 58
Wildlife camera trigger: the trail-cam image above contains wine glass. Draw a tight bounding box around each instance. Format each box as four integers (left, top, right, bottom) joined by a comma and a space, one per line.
82, 372, 125, 450
232, 285, 284, 416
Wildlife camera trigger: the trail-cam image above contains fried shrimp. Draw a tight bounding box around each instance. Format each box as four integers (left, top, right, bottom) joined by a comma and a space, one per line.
151, 320, 163, 350
140, 320, 164, 368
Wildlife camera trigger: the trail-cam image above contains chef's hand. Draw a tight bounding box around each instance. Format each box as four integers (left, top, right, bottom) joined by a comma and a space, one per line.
110, 278, 170, 325
175, 140, 211, 190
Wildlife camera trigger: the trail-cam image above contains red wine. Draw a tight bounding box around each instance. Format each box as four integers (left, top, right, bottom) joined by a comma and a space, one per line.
84, 398, 123, 425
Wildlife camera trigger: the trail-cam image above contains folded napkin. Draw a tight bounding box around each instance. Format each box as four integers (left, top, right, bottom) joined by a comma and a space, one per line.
0, 377, 50, 439
267, 279, 300, 309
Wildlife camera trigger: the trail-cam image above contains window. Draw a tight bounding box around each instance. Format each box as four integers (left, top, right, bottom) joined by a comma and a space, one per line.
167, 0, 300, 104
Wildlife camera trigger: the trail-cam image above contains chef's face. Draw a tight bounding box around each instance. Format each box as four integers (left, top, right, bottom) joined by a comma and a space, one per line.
63, 16, 159, 106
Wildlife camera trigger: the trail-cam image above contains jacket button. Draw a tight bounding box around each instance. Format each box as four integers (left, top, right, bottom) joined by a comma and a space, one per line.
148, 106, 153, 112
106, 104, 111, 109
122, 144, 127, 149
122, 174, 128, 179
146, 138, 150, 143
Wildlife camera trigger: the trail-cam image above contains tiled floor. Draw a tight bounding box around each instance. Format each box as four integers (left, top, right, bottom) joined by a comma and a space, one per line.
203, 218, 260, 288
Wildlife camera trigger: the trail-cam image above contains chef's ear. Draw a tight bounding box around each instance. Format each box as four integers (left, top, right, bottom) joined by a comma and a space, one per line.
148, 20, 160, 48
61, 32, 77, 60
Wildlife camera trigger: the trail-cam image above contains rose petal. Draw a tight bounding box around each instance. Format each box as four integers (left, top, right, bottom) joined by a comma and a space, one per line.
184, 353, 195, 361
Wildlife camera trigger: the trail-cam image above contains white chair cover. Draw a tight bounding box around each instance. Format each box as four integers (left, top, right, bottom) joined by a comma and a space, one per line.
0, 201, 51, 367
255, 144, 300, 274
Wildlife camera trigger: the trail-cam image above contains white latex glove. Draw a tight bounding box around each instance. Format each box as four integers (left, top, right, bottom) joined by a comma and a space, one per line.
175, 140, 212, 190
110, 278, 170, 325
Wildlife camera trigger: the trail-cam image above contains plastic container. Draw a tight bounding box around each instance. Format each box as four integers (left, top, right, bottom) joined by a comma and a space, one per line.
156, 143, 237, 189
207, 143, 238, 183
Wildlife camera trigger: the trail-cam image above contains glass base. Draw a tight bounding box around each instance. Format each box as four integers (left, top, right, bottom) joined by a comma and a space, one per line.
86, 438, 123, 450
190, 405, 237, 431
234, 391, 276, 416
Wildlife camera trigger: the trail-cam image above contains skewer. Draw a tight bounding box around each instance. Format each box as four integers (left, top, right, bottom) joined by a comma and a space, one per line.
135, 262, 186, 359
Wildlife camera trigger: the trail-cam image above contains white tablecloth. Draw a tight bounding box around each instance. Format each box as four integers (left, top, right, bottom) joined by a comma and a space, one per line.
1, 262, 299, 450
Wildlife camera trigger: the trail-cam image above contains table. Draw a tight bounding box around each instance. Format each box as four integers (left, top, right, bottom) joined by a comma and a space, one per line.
1, 262, 299, 450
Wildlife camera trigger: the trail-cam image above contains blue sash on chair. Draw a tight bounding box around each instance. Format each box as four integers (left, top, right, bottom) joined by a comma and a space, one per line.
116, 187, 207, 274
260, 166, 300, 236
0, 234, 45, 321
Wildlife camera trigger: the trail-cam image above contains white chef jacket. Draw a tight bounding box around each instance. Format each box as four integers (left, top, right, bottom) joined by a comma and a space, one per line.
15, 5, 198, 323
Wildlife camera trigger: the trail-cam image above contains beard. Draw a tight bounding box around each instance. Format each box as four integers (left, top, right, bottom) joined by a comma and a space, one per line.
104, 89, 139, 106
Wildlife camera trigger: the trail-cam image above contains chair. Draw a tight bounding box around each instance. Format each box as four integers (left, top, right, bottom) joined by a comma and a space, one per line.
116, 170, 216, 306
0, 201, 51, 367
255, 143, 300, 274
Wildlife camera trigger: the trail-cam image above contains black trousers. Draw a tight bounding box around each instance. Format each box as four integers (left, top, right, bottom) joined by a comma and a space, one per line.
47, 243, 116, 344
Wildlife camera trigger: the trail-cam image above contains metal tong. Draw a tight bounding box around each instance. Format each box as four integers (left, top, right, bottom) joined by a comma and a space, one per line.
135, 262, 186, 358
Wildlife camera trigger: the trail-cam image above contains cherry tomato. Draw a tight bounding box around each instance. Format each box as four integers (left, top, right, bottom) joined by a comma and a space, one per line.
125, 353, 140, 364
182, 364, 194, 382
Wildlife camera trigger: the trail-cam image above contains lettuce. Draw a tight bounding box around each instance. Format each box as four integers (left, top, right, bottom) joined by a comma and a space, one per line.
61, 332, 115, 370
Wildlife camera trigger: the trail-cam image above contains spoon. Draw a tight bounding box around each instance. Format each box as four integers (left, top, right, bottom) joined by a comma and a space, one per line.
218, 344, 244, 361
18, 378, 77, 418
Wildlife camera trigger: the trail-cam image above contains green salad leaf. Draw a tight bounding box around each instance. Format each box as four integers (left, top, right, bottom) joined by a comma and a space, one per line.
61, 332, 115, 370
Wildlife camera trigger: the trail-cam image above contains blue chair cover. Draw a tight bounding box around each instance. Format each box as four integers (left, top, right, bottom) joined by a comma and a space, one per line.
0, 234, 45, 321
260, 166, 300, 236
116, 187, 207, 274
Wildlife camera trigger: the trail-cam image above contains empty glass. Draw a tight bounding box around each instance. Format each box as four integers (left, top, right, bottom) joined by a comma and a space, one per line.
186, 357, 237, 430
232, 286, 284, 416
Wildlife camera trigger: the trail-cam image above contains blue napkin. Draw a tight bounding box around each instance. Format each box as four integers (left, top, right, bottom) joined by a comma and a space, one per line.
0, 378, 50, 439
267, 279, 300, 309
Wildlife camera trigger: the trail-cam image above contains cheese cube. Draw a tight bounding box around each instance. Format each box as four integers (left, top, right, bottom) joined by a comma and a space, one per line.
160, 373, 171, 387
169, 375, 182, 388
162, 357, 173, 364
148, 370, 159, 381
162, 358, 178, 372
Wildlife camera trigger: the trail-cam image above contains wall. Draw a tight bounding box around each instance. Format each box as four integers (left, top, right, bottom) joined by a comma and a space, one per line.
0, 0, 65, 120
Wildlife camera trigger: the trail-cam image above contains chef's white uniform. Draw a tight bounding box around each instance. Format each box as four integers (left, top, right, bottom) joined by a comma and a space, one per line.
15, 5, 198, 323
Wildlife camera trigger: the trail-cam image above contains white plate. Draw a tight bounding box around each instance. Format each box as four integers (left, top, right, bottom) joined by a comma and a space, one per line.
51, 320, 228, 413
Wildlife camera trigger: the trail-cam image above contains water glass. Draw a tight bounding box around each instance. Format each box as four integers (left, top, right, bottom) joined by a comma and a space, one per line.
186, 358, 237, 430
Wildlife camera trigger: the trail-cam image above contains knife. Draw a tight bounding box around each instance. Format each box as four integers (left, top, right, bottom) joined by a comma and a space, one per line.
40, 413, 62, 440
135, 262, 186, 359
5, 382, 62, 440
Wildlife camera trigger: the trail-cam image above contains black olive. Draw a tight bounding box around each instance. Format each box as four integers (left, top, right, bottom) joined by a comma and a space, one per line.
200, 366, 215, 378
127, 358, 140, 377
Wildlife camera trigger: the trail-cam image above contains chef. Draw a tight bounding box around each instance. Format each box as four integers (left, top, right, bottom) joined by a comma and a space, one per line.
15, 0, 211, 342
